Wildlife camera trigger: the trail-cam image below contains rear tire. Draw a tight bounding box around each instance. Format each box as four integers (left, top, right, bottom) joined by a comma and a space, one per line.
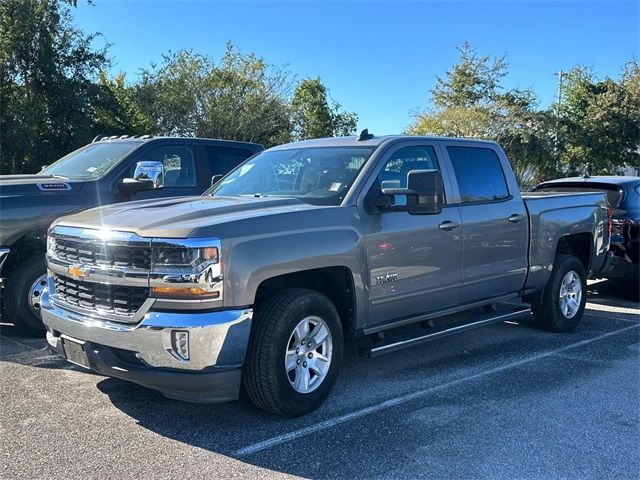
243, 288, 343, 417
5, 256, 47, 336
531, 254, 587, 332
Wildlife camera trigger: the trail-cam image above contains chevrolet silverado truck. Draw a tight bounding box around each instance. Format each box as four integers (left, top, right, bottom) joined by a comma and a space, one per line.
41, 133, 610, 417
0, 135, 262, 334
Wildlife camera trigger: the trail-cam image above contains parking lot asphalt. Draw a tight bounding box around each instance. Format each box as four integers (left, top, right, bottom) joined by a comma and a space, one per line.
1, 279, 638, 479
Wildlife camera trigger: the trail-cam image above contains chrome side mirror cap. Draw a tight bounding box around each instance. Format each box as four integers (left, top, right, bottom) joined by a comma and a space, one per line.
132, 161, 164, 189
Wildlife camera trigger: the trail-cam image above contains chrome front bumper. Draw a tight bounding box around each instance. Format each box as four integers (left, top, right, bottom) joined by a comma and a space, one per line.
41, 290, 253, 372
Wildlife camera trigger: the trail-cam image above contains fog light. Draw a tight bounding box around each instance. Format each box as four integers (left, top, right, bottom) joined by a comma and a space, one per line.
171, 331, 189, 361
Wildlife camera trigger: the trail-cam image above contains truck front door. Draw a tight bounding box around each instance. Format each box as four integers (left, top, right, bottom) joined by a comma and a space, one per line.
443, 144, 528, 303
363, 142, 463, 329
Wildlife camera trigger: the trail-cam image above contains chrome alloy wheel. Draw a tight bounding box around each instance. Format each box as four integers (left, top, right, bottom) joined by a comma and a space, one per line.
559, 270, 582, 319
28, 274, 48, 318
285, 316, 333, 394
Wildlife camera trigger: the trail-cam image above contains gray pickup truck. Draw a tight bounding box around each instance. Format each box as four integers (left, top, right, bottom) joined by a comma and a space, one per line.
41, 133, 610, 416
0, 135, 262, 334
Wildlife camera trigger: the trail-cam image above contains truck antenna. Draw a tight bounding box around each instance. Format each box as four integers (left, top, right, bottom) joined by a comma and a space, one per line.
357, 129, 374, 141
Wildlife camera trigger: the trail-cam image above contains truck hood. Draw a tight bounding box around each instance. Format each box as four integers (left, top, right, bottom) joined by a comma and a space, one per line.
0, 175, 85, 196
53, 195, 323, 238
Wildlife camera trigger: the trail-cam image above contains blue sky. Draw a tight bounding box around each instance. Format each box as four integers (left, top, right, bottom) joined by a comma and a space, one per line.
74, 0, 638, 134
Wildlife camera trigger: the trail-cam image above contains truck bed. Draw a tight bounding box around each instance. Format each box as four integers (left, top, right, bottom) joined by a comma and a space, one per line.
522, 190, 609, 293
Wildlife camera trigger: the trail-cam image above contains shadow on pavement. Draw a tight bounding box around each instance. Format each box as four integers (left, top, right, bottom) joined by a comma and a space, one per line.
94, 314, 639, 479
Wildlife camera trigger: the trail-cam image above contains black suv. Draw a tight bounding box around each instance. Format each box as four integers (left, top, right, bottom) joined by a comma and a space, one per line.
536, 175, 640, 296
0, 135, 263, 334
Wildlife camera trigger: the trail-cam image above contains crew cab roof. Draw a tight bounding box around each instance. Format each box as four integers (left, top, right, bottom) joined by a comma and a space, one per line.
268, 135, 501, 150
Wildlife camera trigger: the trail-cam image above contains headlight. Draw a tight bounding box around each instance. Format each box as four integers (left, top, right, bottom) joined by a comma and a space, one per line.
150, 239, 222, 301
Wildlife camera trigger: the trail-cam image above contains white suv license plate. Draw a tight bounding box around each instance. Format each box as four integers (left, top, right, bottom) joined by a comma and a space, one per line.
61, 336, 90, 369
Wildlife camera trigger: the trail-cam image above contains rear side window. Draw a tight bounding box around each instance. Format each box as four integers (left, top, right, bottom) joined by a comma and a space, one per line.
447, 146, 509, 203
206, 146, 254, 176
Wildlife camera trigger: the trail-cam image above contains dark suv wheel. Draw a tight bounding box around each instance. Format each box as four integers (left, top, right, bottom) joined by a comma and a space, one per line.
5, 256, 47, 336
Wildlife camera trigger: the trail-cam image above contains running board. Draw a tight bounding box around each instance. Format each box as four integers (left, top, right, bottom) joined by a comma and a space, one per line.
362, 307, 531, 358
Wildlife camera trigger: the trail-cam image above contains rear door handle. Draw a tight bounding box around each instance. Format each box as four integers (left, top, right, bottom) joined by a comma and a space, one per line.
508, 214, 523, 224
438, 221, 460, 231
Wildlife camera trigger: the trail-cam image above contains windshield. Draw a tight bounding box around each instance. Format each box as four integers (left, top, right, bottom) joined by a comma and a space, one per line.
40, 142, 139, 179
208, 146, 375, 205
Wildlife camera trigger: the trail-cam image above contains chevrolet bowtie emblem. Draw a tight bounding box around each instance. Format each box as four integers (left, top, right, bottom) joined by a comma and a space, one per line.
67, 264, 87, 280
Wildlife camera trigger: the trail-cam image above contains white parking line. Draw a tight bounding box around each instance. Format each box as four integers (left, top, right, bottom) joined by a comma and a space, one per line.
584, 312, 639, 324
234, 323, 640, 457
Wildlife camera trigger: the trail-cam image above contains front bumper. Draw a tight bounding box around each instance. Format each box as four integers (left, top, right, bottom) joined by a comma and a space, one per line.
41, 291, 253, 403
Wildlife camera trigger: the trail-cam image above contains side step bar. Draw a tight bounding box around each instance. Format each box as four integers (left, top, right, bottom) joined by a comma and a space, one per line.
362, 307, 531, 358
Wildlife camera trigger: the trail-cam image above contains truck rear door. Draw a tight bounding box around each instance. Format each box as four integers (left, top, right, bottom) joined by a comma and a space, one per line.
443, 143, 528, 303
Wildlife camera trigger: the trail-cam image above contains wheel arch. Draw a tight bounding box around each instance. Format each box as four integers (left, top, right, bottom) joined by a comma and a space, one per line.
254, 266, 357, 340
2, 230, 47, 280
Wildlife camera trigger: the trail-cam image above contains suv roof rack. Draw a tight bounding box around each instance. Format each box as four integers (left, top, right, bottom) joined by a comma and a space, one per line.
141, 134, 154, 139
92, 134, 107, 143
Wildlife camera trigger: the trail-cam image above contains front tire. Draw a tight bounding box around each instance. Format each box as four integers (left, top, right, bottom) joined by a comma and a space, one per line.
243, 289, 343, 417
531, 254, 587, 332
5, 256, 47, 336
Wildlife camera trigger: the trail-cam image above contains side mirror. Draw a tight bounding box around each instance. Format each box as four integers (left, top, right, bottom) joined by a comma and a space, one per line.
120, 161, 164, 192
211, 174, 223, 187
381, 169, 444, 215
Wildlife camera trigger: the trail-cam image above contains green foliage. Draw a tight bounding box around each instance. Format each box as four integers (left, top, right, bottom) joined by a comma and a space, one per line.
291, 78, 358, 140
0, 0, 109, 174
556, 64, 640, 175
432, 41, 507, 109
1, 5, 636, 182
110, 45, 294, 147
409, 43, 554, 186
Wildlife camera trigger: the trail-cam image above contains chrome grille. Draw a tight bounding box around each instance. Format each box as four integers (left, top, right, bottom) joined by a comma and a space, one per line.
53, 237, 151, 269
53, 274, 148, 316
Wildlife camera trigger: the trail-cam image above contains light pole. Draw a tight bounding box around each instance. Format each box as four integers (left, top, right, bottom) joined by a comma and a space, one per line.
554, 69, 564, 172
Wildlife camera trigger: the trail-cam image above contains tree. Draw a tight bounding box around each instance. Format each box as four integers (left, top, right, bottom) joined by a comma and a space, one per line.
0, 0, 110, 173
128, 44, 294, 147
555, 64, 640, 175
408, 43, 554, 186
291, 78, 358, 140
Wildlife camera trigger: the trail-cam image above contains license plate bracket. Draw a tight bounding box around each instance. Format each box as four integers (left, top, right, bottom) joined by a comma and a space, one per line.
61, 336, 90, 369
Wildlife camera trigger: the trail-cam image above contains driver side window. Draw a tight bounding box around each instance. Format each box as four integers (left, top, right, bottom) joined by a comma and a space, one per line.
378, 146, 440, 206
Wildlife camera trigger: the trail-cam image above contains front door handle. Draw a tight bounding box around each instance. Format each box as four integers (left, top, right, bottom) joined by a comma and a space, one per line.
438, 221, 460, 231
508, 214, 523, 224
